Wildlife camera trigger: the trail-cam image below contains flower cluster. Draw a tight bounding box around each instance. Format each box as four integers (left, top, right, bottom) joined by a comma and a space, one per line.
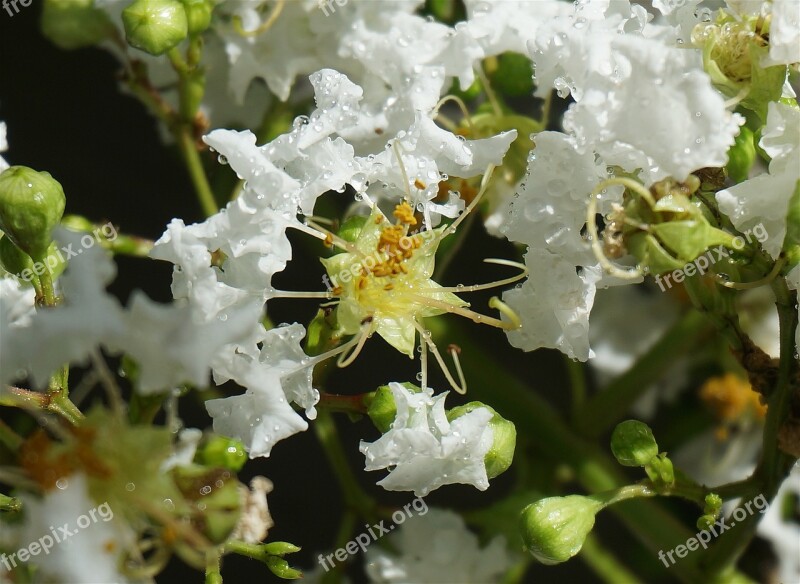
0, 0, 798, 581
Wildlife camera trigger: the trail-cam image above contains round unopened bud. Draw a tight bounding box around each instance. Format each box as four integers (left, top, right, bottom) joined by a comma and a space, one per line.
0, 166, 66, 261
367, 382, 421, 433
196, 435, 247, 472
493, 52, 534, 97
610, 420, 659, 467
122, 0, 188, 56
337, 215, 368, 244
41, 0, 114, 50
520, 495, 605, 565
180, 0, 213, 35
448, 402, 516, 479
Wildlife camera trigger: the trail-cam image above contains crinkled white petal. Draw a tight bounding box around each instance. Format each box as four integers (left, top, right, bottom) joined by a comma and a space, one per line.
359, 383, 493, 497
364, 508, 512, 584
717, 102, 800, 259
206, 324, 318, 458
503, 253, 603, 361
765, 0, 800, 66
15, 474, 134, 584
0, 276, 36, 385
119, 292, 261, 394
499, 131, 607, 265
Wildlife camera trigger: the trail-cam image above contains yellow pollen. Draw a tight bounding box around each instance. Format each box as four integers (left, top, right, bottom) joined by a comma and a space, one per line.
393, 202, 418, 226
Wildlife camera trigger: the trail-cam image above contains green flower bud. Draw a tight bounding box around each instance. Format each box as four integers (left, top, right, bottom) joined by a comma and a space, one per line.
122, 0, 188, 56
366, 382, 421, 433
697, 514, 716, 531
704, 493, 723, 516
520, 495, 605, 565
195, 435, 247, 472
265, 556, 302, 580
0, 166, 66, 261
41, 0, 114, 50
726, 126, 756, 183
644, 453, 675, 487
448, 402, 516, 479
493, 52, 534, 97
180, 0, 213, 35
262, 541, 302, 557
0, 238, 66, 284
610, 420, 659, 467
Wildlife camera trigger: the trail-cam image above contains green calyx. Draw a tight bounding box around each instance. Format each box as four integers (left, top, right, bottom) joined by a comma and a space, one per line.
520, 495, 605, 565
122, 0, 189, 55
366, 382, 421, 433
448, 401, 516, 479
41, 0, 114, 49
180, 0, 213, 35
0, 237, 66, 286
195, 435, 247, 472
0, 166, 66, 261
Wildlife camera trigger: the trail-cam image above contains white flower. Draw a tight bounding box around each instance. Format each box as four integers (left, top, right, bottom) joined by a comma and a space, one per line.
0, 121, 8, 172
232, 476, 275, 544
0, 277, 35, 386
15, 474, 133, 584
757, 463, 800, 584
205, 323, 318, 458
765, 0, 800, 66
717, 101, 800, 258
359, 383, 493, 496
364, 508, 512, 584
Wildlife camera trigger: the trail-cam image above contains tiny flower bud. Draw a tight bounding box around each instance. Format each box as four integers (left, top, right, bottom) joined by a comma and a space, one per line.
196, 435, 247, 472
262, 541, 302, 557
448, 402, 516, 479
610, 420, 659, 467
41, 0, 114, 50
367, 382, 421, 433
180, 0, 213, 35
122, 0, 189, 56
0, 166, 66, 261
520, 495, 605, 565
644, 453, 675, 487
265, 556, 302, 580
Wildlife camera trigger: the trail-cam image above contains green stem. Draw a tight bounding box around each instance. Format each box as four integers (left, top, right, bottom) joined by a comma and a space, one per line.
313, 409, 376, 521
700, 278, 798, 576
205, 548, 223, 584
580, 533, 642, 584
2, 386, 83, 426
177, 126, 218, 217
574, 310, 710, 437
37, 259, 57, 307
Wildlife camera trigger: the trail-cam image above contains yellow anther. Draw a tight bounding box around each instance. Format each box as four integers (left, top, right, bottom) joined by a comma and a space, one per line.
700, 373, 767, 424
392, 203, 418, 225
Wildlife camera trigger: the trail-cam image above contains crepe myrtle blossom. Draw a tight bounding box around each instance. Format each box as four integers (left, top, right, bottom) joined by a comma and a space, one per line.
360, 383, 495, 496
205, 68, 517, 228
364, 508, 513, 584
717, 102, 800, 259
